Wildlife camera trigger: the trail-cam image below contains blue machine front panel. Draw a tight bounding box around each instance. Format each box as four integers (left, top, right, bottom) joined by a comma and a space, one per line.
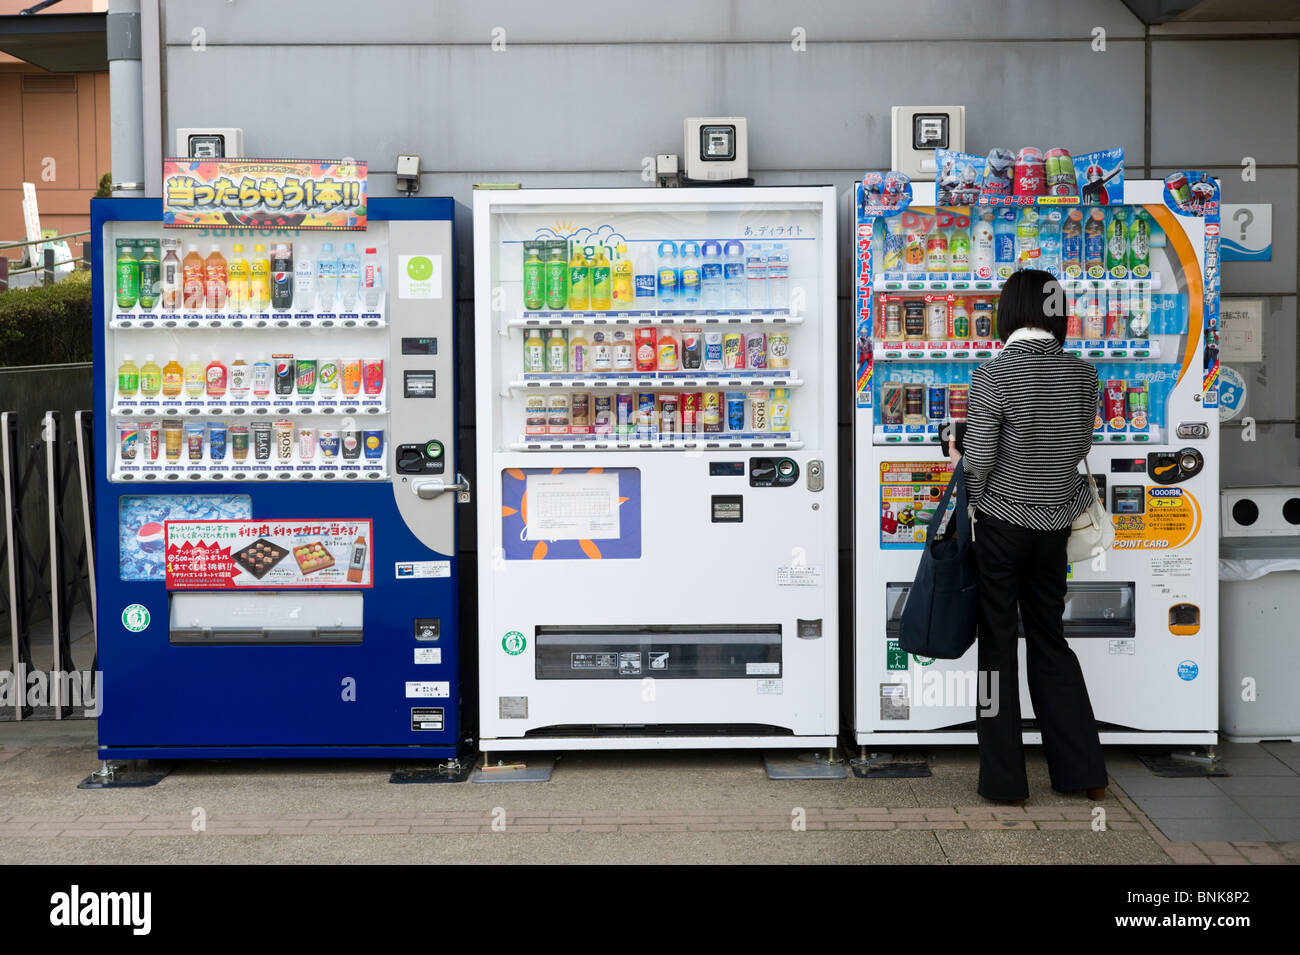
92, 198, 461, 757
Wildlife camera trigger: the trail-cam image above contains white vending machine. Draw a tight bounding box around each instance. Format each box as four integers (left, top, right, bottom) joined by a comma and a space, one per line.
474, 187, 838, 752
852, 178, 1220, 747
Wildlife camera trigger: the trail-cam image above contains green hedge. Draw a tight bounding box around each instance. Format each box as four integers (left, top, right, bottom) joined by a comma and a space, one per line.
0, 271, 94, 367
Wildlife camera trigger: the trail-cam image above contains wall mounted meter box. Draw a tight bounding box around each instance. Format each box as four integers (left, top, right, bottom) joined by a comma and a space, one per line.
174, 127, 244, 159
683, 117, 749, 183
890, 106, 964, 181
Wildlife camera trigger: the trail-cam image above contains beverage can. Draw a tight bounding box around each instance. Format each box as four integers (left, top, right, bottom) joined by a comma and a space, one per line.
273, 419, 294, 461
571, 393, 591, 435
722, 333, 745, 369
362, 429, 385, 459
615, 392, 635, 435
162, 418, 184, 461
635, 392, 656, 438
273, 354, 295, 395
680, 392, 701, 433
767, 332, 790, 369
547, 393, 570, 435
1044, 148, 1077, 196
230, 425, 249, 461
972, 298, 995, 339
881, 382, 903, 425
342, 430, 361, 459
903, 384, 925, 425
747, 390, 769, 431
702, 391, 722, 432
186, 424, 205, 461
1106, 293, 1127, 339
926, 297, 950, 341
1013, 146, 1045, 196
951, 299, 970, 340
251, 420, 272, 460
524, 394, 548, 435
1127, 383, 1149, 431
745, 332, 767, 370
657, 393, 680, 435
725, 392, 746, 431
593, 395, 614, 434
117, 422, 138, 461
297, 427, 317, 462
903, 300, 926, 340
947, 383, 969, 421
295, 358, 317, 396
703, 331, 724, 370
318, 429, 340, 459
927, 385, 948, 422
883, 298, 903, 339
140, 420, 160, 461
208, 421, 227, 461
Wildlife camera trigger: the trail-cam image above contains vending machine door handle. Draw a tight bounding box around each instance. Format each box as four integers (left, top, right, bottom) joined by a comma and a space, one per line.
412, 473, 471, 503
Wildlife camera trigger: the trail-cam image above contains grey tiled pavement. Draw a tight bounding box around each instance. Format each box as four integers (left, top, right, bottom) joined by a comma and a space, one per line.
1109, 741, 1300, 844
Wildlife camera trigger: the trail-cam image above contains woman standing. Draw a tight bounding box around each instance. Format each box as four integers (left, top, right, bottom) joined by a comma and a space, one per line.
951, 269, 1108, 804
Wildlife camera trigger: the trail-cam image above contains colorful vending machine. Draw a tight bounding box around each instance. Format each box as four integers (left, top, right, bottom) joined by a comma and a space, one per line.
474, 187, 838, 751
852, 168, 1220, 746
94, 165, 464, 759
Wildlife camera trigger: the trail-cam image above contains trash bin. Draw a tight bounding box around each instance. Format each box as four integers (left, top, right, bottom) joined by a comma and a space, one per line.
1219, 537, 1300, 742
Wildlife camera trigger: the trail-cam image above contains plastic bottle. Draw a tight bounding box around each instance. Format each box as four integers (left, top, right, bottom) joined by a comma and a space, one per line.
949, 227, 971, 274
1062, 210, 1084, 278
183, 354, 205, 397
656, 241, 679, 305
657, 327, 679, 371
993, 208, 1016, 280
182, 244, 205, 310
679, 241, 701, 305
117, 354, 139, 397
1128, 209, 1150, 279
522, 242, 545, 310
139, 354, 162, 398
162, 354, 183, 398
589, 245, 612, 311
1105, 208, 1129, 278
115, 240, 139, 309
926, 226, 949, 273
227, 244, 250, 312
1084, 209, 1106, 277
768, 244, 790, 310
271, 243, 294, 311
252, 353, 272, 396
568, 327, 589, 373
361, 247, 383, 309
229, 354, 251, 399
160, 239, 182, 312
699, 240, 723, 308
723, 240, 746, 308
138, 244, 161, 310
249, 243, 271, 310
971, 210, 995, 280
881, 217, 904, 272
204, 245, 228, 310
612, 244, 635, 309
1039, 209, 1062, 277
205, 355, 228, 397
523, 328, 546, 373
316, 242, 339, 310
546, 328, 568, 373
338, 243, 360, 310
545, 243, 568, 310
294, 245, 315, 312
770, 388, 792, 432
1014, 208, 1040, 270
746, 243, 769, 308
633, 247, 657, 307
567, 242, 590, 310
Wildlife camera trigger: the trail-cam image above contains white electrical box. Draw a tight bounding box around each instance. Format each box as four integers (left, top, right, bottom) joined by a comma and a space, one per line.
890, 106, 964, 181
683, 117, 749, 182
174, 127, 244, 159
1220, 298, 1264, 363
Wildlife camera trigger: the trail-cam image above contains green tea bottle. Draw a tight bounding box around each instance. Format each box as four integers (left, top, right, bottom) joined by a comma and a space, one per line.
138, 243, 161, 310
115, 239, 139, 309
545, 242, 568, 310
522, 242, 545, 310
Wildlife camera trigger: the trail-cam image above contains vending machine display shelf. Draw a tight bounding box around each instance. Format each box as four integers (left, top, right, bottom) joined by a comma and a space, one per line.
112, 464, 387, 482
872, 275, 1163, 294
111, 311, 386, 330
512, 373, 801, 390
513, 308, 797, 327
871, 340, 1161, 361
111, 400, 387, 417
510, 433, 801, 452
872, 426, 1165, 445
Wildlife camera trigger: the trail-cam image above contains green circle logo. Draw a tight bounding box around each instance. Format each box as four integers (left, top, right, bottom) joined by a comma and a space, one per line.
122, 604, 150, 633
911, 654, 935, 667
502, 631, 526, 655
406, 256, 434, 281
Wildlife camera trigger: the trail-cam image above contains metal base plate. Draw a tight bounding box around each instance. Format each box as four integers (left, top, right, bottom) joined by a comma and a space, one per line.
1137, 751, 1228, 778
763, 751, 848, 780
471, 756, 555, 783
850, 752, 932, 779
390, 759, 472, 784
77, 762, 172, 789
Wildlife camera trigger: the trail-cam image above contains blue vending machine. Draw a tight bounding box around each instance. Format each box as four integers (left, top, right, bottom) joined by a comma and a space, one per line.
93, 189, 464, 759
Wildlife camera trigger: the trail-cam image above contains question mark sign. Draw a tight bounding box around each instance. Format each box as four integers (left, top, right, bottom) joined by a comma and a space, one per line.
1232, 207, 1253, 242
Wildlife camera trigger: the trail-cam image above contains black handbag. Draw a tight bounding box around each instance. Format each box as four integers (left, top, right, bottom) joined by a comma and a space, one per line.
898, 466, 979, 660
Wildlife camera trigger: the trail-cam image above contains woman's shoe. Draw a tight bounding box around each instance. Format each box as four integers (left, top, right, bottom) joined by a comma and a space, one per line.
985, 796, 1027, 806
1086, 786, 1106, 801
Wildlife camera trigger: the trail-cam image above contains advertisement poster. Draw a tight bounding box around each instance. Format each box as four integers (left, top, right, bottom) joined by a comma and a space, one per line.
501, 467, 641, 560
119, 494, 251, 581
164, 518, 373, 589
162, 158, 367, 230
880, 461, 954, 548
1111, 488, 1201, 551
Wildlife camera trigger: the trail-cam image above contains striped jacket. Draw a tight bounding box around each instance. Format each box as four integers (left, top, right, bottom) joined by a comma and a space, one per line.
961, 328, 1099, 531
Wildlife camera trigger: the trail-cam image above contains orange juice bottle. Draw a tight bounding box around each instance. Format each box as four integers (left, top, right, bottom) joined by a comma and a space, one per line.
204, 245, 228, 310
656, 328, 679, 371
342, 359, 362, 395
182, 244, 205, 310
162, 354, 183, 397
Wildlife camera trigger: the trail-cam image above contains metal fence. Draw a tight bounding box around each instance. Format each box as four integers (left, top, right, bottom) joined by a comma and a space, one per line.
0, 231, 92, 290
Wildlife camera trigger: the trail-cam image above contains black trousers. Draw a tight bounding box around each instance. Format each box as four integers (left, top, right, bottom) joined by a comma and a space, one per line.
972, 510, 1107, 800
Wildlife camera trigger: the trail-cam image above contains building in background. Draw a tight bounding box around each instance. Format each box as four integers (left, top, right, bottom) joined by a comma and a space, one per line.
0, 0, 109, 262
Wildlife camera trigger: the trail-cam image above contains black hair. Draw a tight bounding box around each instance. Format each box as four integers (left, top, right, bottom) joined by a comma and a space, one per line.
996, 269, 1067, 344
